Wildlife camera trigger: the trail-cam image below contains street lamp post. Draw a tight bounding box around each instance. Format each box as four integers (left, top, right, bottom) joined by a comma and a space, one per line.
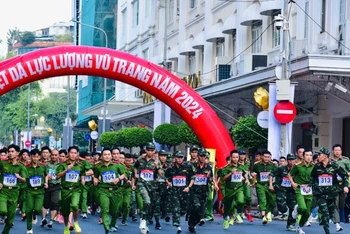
27, 84, 30, 149
72, 19, 109, 133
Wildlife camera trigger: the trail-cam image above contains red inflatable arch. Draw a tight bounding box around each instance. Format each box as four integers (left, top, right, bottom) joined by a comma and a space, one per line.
0, 46, 234, 167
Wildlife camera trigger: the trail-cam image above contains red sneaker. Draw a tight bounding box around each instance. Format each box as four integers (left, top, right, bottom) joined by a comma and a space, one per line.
98, 218, 103, 225
247, 214, 254, 222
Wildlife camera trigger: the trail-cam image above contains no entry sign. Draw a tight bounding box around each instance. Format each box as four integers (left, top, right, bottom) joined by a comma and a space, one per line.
273, 101, 297, 124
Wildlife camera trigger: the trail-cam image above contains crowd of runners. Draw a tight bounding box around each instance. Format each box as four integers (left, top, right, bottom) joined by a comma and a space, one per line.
0, 143, 349, 234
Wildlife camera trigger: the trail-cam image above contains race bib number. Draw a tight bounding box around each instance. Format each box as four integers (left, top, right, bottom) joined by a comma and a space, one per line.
260, 172, 270, 182
29, 176, 42, 187
102, 171, 116, 183
65, 170, 80, 183
84, 175, 92, 182
318, 174, 332, 186
300, 184, 312, 195
231, 172, 243, 183
281, 177, 291, 187
3, 174, 17, 187
48, 169, 56, 180
194, 174, 207, 185
173, 176, 186, 187
140, 170, 154, 181
158, 177, 165, 182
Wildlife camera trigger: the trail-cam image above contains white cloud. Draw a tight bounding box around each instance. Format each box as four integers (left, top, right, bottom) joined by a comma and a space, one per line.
0, 0, 73, 56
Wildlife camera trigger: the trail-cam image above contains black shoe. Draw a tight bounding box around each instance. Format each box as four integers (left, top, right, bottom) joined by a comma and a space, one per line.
155, 222, 161, 230
148, 219, 153, 225
165, 216, 170, 222
40, 218, 47, 227
132, 216, 137, 222
188, 226, 196, 234
177, 227, 182, 234
47, 221, 53, 228
199, 219, 205, 226
185, 214, 189, 221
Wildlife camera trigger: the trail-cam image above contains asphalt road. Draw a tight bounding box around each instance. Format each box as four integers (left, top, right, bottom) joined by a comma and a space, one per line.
3, 213, 349, 234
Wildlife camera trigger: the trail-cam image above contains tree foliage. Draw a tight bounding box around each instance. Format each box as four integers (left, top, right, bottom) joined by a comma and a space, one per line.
178, 121, 200, 145
153, 123, 181, 149
19, 31, 35, 46
126, 127, 153, 149
99, 131, 118, 148
231, 115, 268, 154
73, 130, 89, 150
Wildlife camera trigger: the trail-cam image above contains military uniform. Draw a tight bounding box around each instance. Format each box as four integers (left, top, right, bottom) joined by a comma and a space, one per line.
94, 161, 126, 233
25, 161, 47, 231
0, 159, 28, 234
271, 154, 296, 229
188, 149, 213, 231
311, 148, 349, 234
165, 151, 195, 227
120, 163, 134, 223
80, 159, 93, 216
253, 159, 277, 223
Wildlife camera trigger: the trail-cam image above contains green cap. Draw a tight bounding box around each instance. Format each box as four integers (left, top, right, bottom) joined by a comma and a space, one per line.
190, 145, 199, 151
319, 147, 330, 156
158, 150, 167, 155
198, 148, 207, 156
287, 153, 297, 160
174, 150, 185, 157
145, 142, 156, 149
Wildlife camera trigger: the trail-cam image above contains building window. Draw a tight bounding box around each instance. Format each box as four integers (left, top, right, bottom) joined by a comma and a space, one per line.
188, 52, 196, 74
142, 48, 149, 60
145, 0, 150, 18
232, 31, 236, 57
132, 0, 139, 27
216, 38, 225, 57
320, 0, 326, 33
340, 0, 346, 23
304, 0, 309, 38
190, 0, 197, 8
252, 21, 262, 53
121, 9, 127, 45
166, 62, 172, 71
169, 0, 174, 23
272, 13, 281, 48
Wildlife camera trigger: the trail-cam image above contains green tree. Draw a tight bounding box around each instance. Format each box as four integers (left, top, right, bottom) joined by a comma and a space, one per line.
153, 123, 181, 150
19, 31, 35, 46
99, 131, 118, 148
7, 28, 20, 51
231, 115, 268, 155
124, 127, 153, 150
56, 34, 73, 42
115, 128, 128, 148
178, 121, 201, 146
73, 131, 89, 150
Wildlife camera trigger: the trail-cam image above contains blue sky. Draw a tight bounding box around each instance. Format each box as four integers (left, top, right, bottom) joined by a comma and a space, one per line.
0, 0, 73, 56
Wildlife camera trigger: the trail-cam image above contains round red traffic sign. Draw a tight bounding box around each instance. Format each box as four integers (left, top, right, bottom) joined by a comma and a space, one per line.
274, 101, 297, 124
25, 140, 31, 147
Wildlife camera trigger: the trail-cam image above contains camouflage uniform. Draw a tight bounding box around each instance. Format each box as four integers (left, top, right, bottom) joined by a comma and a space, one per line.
154, 157, 171, 220
165, 152, 195, 226
271, 160, 296, 228
311, 148, 349, 234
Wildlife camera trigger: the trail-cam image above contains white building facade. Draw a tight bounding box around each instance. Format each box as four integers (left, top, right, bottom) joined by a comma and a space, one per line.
114, 0, 350, 157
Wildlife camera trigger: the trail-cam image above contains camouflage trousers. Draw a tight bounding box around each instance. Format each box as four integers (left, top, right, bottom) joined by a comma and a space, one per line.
153, 182, 170, 218
275, 189, 296, 226
138, 182, 155, 218
170, 186, 190, 225
316, 195, 336, 234
188, 188, 208, 227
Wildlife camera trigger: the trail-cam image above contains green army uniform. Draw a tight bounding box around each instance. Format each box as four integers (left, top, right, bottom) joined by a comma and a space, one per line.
119, 164, 134, 223
271, 157, 296, 228
25, 162, 47, 231
0, 160, 28, 234
165, 156, 196, 226
253, 161, 277, 219
80, 159, 93, 215
216, 168, 226, 215
311, 148, 349, 234
18, 168, 28, 217
289, 161, 314, 228
94, 162, 126, 232
239, 161, 253, 209
333, 156, 350, 224
188, 160, 213, 229
221, 163, 246, 220
56, 160, 85, 217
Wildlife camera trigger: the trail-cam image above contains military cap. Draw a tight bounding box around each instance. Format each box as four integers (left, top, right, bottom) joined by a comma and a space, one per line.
319, 147, 330, 156
158, 150, 167, 155
198, 148, 207, 156
174, 150, 185, 157
286, 153, 297, 160
145, 142, 156, 149
190, 145, 199, 151
238, 149, 246, 155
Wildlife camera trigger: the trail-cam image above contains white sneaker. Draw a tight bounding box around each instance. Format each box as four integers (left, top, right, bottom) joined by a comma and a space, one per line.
292, 205, 298, 219
335, 223, 343, 232
305, 221, 311, 227
32, 215, 37, 225
296, 226, 305, 234
27, 229, 33, 234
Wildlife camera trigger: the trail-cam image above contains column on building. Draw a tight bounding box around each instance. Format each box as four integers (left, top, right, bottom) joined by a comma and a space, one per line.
312, 95, 330, 151
202, 0, 214, 85
236, 2, 249, 75
177, 0, 187, 75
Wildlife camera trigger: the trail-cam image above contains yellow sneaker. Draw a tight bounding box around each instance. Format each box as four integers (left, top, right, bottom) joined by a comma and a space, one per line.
64, 226, 70, 234
297, 214, 302, 224
223, 219, 229, 229
229, 218, 234, 225
235, 214, 243, 224
267, 212, 272, 222
73, 222, 82, 234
